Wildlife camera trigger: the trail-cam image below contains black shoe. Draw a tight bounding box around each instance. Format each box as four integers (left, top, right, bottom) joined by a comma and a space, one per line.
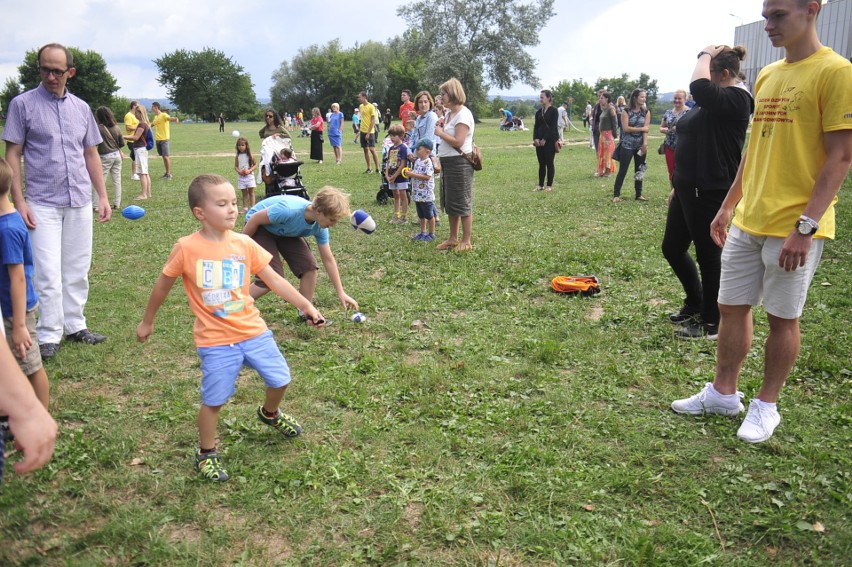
39, 342, 61, 359
364, 169, 373, 174
668, 307, 700, 324
66, 329, 107, 345
676, 321, 719, 340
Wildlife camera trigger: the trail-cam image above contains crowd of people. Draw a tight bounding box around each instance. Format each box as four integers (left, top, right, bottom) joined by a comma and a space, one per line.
1, 0, 850, 485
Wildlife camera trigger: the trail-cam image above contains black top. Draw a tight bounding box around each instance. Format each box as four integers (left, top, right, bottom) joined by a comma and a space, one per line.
533, 106, 560, 143
672, 79, 754, 192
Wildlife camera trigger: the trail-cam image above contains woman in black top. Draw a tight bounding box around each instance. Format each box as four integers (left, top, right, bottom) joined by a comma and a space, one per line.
532, 89, 560, 192
662, 45, 753, 339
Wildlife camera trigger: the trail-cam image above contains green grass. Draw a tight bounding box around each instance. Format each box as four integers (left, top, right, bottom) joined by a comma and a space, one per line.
1, 119, 850, 566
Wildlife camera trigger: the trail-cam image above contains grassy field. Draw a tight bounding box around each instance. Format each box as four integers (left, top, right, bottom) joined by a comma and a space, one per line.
1, 119, 850, 566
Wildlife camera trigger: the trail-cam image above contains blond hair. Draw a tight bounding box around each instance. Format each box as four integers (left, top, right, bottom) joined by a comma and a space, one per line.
312, 187, 350, 221
439, 78, 466, 106
0, 156, 12, 197
134, 104, 150, 125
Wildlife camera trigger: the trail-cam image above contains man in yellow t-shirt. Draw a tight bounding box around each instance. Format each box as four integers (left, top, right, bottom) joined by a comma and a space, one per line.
124, 100, 140, 180
150, 102, 179, 180
357, 91, 380, 173
671, 0, 852, 444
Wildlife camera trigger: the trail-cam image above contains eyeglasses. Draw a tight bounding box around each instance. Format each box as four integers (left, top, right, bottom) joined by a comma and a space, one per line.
38, 66, 70, 78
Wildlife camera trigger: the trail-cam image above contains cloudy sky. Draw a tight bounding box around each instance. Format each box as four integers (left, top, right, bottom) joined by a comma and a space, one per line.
0, 0, 769, 102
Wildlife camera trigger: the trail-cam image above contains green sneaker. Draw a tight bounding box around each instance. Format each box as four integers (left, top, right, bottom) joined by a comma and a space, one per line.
195, 449, 229, 482
257, 406, 302, 438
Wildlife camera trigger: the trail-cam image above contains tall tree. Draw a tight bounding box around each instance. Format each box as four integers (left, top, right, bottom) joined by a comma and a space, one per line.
550, 79, 595, 119
594, 73, 659, 106
398, 0, 555, 111
16, 47, 118, 110
1, 77, 23, 113
155, 48, 257, 120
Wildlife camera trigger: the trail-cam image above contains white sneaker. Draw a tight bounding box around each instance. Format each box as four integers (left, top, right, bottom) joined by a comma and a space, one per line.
671, 382, 744, 416
131, 173, 140, 180
737, 400, 781, 443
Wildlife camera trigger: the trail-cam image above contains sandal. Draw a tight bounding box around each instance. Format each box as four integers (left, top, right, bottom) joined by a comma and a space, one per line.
636, 195, 649, 202
612, 197, 623, 203
544, 186, 552, 192
534, 186, 543, 192
436, 240, 458, 250
455, 242, 473, 252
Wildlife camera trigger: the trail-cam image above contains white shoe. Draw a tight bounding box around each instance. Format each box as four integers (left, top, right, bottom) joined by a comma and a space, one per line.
737, 400, 781, 443
131, 173, 140, 180
671, 382, 744, 416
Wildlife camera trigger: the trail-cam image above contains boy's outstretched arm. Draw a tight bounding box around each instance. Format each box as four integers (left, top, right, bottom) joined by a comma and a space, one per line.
137, 274, 178, 342
317, 243, 358, 311
255, 265, 325, 326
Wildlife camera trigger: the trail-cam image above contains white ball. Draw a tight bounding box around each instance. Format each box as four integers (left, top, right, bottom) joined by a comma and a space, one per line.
351, 312, 367, 323
231, 130, 240, 137
350, 209, 376, 234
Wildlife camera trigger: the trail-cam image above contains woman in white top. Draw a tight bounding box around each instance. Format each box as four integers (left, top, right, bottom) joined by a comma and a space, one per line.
434, 78, 475, 252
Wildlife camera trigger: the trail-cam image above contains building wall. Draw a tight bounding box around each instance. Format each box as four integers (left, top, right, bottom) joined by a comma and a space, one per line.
733, 0, 851, 89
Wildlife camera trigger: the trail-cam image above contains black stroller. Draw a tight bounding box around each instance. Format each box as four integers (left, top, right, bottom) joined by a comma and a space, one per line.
264, 160, 309, 200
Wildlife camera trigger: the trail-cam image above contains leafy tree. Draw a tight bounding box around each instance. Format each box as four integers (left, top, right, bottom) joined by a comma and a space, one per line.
398, 0, 555, 113
550, 79, 595, 119
1, 76, 23, 114
16, 47, 118, 110
594, 73, 659, 106
155, 48, 257, 120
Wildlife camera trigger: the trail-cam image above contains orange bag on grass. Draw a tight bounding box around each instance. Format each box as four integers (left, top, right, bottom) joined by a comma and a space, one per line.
551, 276, 601, 297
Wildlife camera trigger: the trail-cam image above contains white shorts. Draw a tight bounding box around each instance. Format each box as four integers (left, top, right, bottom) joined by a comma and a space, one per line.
238, 173, 256, 190
134, 148, 149, 175
718, 225, 825, 320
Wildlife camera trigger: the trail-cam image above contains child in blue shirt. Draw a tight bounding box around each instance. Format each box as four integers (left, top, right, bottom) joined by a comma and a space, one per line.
407, 139, 437, 242
0, 156, 50, 418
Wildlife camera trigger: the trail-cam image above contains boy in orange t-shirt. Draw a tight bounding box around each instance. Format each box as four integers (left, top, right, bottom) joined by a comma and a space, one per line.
137, 174, 325, 482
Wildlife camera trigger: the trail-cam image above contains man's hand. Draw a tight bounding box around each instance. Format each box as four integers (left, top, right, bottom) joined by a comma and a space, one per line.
10, 404, 57, 474
96, 200, 112, 223
710, 207, 734, 248
778, 232, 813, 272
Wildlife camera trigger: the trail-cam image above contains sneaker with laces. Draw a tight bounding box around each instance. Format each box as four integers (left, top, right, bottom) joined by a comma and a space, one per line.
161, 173, 173, 180
66, 329, 107, 344
669, 307, 700, 323
39, 342, 61, 359
195, 449, 229, 482
676, 321, 719, 340
131, 173, 140, 180
257, 407, 302, 438
737, 400, 781, 443
671, 382, 744, 416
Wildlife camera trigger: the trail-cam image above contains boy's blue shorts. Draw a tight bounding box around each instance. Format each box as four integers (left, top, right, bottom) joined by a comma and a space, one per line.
415, 201, 437, 220
197, 330, 290, 406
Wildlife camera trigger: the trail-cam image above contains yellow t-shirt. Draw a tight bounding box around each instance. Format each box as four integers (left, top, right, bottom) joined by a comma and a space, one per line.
359, 102, 377, 134
124, 111, 139, 135
162, 231, 273, 347
734, 47, 852, 239
151, 112, 173, 141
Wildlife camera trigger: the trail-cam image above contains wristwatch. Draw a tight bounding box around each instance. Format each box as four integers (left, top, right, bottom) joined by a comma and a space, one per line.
795, 215, 819, 236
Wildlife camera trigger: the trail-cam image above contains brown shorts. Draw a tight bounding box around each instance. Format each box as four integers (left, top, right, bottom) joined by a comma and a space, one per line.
4, 307, 43, 376
251, 226, 318, 289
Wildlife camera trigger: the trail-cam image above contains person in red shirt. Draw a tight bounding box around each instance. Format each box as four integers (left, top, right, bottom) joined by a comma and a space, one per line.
399, 90, 415, 128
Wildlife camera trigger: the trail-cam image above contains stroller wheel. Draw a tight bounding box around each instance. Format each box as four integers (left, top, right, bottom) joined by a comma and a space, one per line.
376, 189, 389, 205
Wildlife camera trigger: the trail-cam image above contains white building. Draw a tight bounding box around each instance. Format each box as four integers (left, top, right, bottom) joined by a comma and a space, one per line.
733, 0, 851, 89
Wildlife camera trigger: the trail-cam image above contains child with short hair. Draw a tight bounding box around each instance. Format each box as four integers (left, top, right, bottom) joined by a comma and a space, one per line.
407, 140, 437, 242
404, 120, 416, 148
137, 174, 325, 482
234, 137, 257, 214
385, 124, 409, 224
0, 156, 50, 426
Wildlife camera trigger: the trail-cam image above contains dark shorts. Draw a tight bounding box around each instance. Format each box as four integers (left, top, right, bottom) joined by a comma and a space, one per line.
251, 227, 318, 289
360, 132, 375, 148
156, 140, 170, 156
415, 201, 437, 220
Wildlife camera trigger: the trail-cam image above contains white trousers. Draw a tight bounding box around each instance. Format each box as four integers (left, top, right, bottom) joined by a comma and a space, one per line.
94, 151, 122, 209
27, 202, 93, 343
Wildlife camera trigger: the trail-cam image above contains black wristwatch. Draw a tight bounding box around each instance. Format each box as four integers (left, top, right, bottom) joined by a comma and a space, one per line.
795, 215, 819, 236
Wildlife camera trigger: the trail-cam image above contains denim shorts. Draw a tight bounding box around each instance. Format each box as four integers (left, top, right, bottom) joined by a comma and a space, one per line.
197, 330, 290, 406
389, 181, 409, 191
415, 201, 437, 220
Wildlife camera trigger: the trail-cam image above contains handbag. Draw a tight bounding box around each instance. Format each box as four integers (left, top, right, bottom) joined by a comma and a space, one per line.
453, 143, 483, 171
658, 142, 665, 155
612, 141, 623, 161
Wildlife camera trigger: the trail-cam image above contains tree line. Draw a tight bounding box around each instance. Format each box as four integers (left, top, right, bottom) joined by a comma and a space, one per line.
1, 0, 663, 124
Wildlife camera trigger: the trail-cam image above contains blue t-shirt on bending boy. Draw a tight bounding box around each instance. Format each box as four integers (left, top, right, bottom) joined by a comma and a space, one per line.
246, 195, 330, 245
0, 211, 38, 317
